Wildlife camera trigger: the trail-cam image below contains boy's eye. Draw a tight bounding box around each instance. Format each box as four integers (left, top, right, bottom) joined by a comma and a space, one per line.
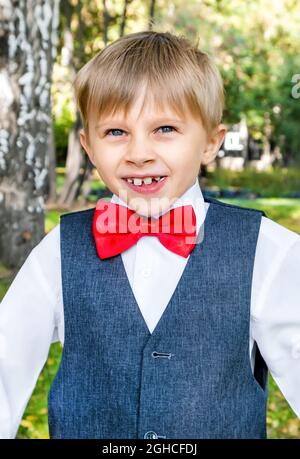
156, 125, 176, 134
104, 125, 176, 137
105, 128, 124, 137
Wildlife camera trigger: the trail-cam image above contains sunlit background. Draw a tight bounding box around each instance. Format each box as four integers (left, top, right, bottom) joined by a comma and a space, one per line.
0, 0, 299, 439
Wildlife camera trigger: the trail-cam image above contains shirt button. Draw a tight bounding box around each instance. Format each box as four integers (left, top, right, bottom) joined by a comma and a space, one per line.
144, 431, 158, 439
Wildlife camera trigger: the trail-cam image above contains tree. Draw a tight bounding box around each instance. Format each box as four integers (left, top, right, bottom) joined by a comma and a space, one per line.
0, 0, 60, 269
148, 0, 156, 29
57, 0, 136, 208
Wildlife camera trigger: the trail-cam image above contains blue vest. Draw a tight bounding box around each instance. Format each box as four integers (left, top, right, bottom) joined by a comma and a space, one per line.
48, 197, 269, 439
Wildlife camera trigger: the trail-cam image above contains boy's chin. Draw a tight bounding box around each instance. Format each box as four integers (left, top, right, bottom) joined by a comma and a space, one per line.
127, 200, 173, 219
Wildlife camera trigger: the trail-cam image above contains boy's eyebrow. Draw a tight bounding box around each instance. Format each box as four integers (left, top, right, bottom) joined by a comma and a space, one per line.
95, 117, 186, 128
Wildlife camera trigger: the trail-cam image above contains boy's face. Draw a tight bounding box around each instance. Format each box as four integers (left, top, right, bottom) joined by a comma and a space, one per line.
80, 83, 226, 217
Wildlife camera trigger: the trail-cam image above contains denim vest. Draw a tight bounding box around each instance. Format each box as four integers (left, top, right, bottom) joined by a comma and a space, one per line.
48, 197, 268, 439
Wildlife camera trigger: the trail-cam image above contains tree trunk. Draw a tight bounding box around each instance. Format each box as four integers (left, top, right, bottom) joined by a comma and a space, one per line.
0, 0, 60, 269
148, 0, 156, 29
57, 1, 86, 208
57, 113, 84, 207
120, 0, 130, 37
260, 111, 273, 170
45, 121, 58, 204
102, 0, 110, 46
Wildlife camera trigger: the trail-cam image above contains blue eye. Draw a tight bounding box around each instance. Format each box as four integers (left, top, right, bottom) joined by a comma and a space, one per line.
157, 125, 176, 134
105, 128, 124, 137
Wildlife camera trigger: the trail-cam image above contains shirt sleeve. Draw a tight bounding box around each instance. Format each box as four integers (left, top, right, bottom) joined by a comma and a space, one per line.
251, 218, 300, 419
0, 224, 62, 438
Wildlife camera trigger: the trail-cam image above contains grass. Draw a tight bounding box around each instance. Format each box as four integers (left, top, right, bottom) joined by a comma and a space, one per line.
1, 191, 299, 439
16, 343, 62, 439
221, 198, 300, 234
206, 166, 300, 198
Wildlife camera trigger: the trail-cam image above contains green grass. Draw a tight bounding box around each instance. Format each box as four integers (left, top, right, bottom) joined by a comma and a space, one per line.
1, 196, 299, 438
15, 343, 62, 439
45, 211, 61, 233
206, 166, 300, 198
220, 198, 300, 234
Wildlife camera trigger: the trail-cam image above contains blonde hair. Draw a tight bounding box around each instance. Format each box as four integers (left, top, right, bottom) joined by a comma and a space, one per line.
74, 30, 224, 139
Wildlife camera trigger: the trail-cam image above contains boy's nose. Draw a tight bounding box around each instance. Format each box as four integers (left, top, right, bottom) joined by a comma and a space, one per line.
124, 146, 157, 165
125, 155, 155, 167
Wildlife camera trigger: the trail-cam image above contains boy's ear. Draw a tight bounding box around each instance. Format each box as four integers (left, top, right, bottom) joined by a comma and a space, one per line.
79, 129, 96, 166
202, 123, 227, 165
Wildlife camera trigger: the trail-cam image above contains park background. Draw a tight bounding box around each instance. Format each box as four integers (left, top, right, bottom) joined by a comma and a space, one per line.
0, 0, 300, 438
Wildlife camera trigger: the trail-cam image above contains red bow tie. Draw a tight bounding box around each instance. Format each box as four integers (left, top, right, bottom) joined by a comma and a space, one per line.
92, 199, 197, 259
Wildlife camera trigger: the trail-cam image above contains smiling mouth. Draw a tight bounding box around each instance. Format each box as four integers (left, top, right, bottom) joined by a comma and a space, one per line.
123, 176, 166, 186
121, 176, 168, 194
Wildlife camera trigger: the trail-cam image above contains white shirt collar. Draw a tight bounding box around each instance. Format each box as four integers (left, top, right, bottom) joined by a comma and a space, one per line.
110, 177, 206, 236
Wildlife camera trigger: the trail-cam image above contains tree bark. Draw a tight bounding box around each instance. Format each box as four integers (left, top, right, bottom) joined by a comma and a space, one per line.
148, 0, 156, 29
120, 0, 130, 37
57, 113, 84, 207
102, 0, 110, 46
45, 120, 58, 204
57, 0, 86, 208
0, 0, 60, 269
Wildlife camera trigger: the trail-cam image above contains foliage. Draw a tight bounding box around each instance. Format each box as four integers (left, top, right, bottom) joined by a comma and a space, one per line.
156, 0, 300, 162
52, 105, 75, 165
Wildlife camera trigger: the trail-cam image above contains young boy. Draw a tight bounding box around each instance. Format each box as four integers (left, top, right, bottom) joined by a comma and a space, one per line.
0, 30, 300, 440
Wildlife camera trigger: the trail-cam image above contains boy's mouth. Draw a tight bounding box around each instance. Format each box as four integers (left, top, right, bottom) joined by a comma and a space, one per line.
121, 176, 168, 194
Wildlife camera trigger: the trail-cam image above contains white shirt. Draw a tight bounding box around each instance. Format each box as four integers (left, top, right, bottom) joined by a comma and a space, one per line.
0, 178, 300, 439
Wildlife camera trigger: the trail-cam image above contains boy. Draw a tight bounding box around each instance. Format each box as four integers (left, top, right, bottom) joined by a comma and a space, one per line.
0, 30, 300, 439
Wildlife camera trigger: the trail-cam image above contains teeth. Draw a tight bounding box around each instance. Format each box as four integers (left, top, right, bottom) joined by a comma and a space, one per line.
143, 177, 153, 185
126, 176, 163, 185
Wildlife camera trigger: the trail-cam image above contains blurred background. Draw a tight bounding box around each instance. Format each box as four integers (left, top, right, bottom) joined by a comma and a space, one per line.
0, 0, 299, 438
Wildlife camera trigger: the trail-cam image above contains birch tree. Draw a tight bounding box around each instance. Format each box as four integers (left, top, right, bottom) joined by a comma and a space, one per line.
0, 0, 59, 269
